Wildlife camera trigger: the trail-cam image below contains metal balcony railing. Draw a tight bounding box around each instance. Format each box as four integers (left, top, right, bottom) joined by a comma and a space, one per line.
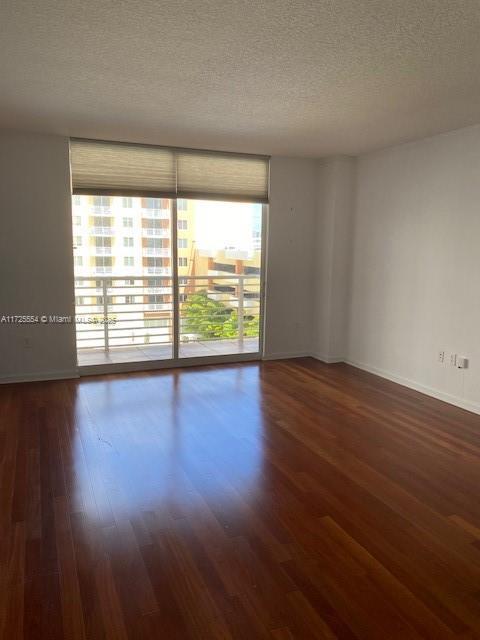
142, 247, 170, 257
74, 274, 261, 354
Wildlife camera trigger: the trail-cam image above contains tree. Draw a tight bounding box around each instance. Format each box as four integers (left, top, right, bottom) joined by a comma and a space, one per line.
182, 289, 259, 340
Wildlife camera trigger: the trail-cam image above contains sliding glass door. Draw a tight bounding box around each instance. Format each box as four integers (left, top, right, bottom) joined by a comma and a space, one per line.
72, 195, 264, 367
177, 199, 263, 358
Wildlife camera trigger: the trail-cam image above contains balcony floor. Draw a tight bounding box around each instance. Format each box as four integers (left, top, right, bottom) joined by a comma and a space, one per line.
77, 337, 259, 366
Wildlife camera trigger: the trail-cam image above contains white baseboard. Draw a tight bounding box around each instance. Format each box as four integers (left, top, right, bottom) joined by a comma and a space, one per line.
0, 369, 79, 385
310, 352, 344, 364
344, 358, 480, 416
262, 351, 311, 361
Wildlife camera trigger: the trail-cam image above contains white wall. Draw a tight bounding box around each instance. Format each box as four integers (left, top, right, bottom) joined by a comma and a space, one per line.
312, 156, 355, 362
263, 156, 317, 359
347, 124, 480, 413
0, 130, 77, 381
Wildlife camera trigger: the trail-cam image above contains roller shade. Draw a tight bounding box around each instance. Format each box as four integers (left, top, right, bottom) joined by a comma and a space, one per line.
176, 150, 269, 203
70, 139, 269, 203
70, 139, 176, 196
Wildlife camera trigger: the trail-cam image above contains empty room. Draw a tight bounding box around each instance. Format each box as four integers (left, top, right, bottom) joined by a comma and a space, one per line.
2, 1, 480, 638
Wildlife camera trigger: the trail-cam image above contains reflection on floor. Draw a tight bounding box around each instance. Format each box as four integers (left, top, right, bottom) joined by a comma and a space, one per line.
77, 337, 259, 366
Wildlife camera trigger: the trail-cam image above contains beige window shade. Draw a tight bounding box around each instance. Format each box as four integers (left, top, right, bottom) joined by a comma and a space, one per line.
70, 139, 176, 196
176, 150, 269, 203
70, 139, 269, 203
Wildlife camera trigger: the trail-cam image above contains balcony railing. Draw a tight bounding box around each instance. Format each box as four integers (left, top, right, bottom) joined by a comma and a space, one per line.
74, 274, 261, 354
90, 226, 115, 236
142, 228, 169, 236
141, 208, 170, 219
142, 247, 170, 257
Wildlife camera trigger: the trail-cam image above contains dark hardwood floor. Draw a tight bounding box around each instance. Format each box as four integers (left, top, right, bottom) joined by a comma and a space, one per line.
2, 358, 480, 639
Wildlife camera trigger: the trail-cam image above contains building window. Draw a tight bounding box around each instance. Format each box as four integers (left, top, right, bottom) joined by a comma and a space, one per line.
95, 257, 113, 267
95, 236, 112, 247
124, 257, 134, 267
125, 279, 135, 285
92, 195, 110, 207
125, 295, 136, 304
122, 197, 133, 208
123, 217, 133, 227
93, 216, 112, 227
178, 238, 188, 248
148, 294, 165, 304
74, 236, 82, 247
179, 293, 187, 303
178, 257, 188, 267
145, 238, 168, 248
73, 195, 81, 206
74, 256, 83, 266
143, 197, 160, 209
74, 215, 81, 226
177, 199, 187, 211
123, 237, 134, 247
178, 219, 188, 230
179, 277, 187, 285
75, 296, 84, 305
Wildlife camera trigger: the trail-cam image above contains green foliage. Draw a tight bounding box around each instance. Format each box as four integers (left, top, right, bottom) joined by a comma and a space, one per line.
182, 289, 259, 340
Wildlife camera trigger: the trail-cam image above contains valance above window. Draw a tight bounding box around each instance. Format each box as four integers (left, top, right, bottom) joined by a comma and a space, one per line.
70, 139, 269, 203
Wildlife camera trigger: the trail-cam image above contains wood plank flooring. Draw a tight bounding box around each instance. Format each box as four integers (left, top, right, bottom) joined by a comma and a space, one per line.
2, 358, 480, 639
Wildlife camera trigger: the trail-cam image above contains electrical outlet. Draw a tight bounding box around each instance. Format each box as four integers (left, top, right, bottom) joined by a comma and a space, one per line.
457, 356, 469, 369
450, 353, 457, 367
438, 350, 445, 363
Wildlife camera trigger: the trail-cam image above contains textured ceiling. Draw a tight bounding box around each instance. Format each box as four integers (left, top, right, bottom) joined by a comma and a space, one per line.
1, 0, 480, 157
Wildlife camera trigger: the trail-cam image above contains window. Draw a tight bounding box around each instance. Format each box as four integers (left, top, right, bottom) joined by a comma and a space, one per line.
148, 294, 165, 304
95, 236, 112, 247
179, 277, 187, 285
145, 238, 168, 248
125, 279, 135, 285
123, 217, 133, 227
123, 237, 134, 247
178, 219, 188, 230
145, 258, 169, 267
125, 295, 136, 304
124, 257, 134, 267
74, 215, 81, 226
74, 256, 83, 266
73, 195, 81, 206
145, 218, 162, 228
177, 199, 188, 211
122, 197, 133, 208
75, 296, 84, 305
93, 216, 112, 227
178, 238, 188, 249
95, 257, 113, 267
179, 293, 187, 303
74, 236, 82, 247
92, 195, 110, 207
178, 257, 188, 267
143, 197, 160, 209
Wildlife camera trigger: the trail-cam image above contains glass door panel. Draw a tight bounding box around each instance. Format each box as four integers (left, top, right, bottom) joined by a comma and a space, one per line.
177, 199, 263, 359
73, 195, 174, 365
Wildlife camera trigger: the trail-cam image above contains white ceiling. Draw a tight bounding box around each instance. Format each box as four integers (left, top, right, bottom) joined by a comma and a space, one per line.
1, 0, 480, 157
